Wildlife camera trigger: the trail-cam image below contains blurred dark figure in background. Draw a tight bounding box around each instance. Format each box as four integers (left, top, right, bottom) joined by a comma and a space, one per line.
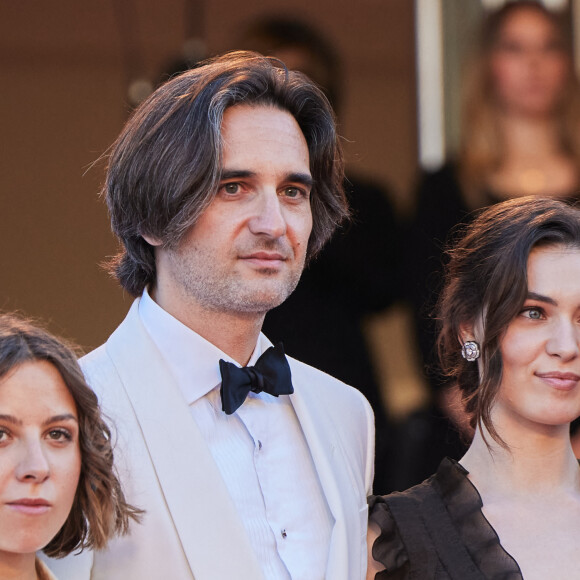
239, 17, 402, 494
403, 0, 580, 488
239, 18, 342, 111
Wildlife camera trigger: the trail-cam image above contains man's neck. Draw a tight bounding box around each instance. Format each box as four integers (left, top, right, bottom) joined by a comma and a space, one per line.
148, 287, 264, 366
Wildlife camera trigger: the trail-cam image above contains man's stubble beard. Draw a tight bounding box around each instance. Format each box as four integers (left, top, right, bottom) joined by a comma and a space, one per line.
167, 245, 306, 316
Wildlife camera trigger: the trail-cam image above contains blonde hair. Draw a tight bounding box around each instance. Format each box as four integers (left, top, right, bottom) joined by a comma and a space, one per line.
458, 1, 580, 207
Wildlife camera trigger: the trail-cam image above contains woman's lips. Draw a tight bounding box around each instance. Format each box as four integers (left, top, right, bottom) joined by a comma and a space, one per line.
536, 372, 580, 391
6, 498, 51, 515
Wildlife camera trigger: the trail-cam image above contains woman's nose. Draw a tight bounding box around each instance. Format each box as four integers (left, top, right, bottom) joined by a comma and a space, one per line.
15, 439, 50, 483
546, 320, 580, 361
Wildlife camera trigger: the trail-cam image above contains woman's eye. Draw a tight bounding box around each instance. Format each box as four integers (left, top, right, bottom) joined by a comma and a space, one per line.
544, 39, 564, 54
524, 308, 543, 320
47, 429, 72, 442
0, 428, 13, 446
497, 40, 524, 54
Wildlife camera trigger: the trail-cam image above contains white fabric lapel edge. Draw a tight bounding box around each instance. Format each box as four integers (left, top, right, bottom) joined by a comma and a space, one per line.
287, 361, 352, 580
106, 301, 265, 580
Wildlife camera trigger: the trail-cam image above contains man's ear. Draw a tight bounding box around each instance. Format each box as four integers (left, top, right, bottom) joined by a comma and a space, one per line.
142, 234, 162, 247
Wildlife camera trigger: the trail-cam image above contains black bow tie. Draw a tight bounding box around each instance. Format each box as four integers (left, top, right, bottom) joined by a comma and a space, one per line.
219, 343, 294, 415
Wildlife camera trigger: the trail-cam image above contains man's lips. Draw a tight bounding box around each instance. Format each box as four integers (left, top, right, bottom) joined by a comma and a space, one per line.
6, 498, 52, 515
240, 251, 287, 266
536, 371, 580, 391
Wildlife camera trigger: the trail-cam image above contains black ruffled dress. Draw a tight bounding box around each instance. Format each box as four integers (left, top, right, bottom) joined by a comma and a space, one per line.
368, 458, 523, 579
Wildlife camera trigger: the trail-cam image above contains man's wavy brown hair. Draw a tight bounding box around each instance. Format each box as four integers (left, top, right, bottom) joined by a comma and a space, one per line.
103, 50, 347, 296
0, 313, 141, 557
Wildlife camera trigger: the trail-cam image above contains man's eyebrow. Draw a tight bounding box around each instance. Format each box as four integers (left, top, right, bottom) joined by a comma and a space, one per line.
220, 170, 255, 181
287, 173, 314, 188
526, 291, 557, 306
219, 170, 314, 189
0, 414, 21, 426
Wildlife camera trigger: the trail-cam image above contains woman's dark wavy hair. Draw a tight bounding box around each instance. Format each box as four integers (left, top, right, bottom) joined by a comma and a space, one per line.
437, 196, 580, 446
104, 50, 347, 296
0, 313, 141, 557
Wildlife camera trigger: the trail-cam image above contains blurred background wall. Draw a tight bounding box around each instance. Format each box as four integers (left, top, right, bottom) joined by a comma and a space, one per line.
0, 0, 416, 349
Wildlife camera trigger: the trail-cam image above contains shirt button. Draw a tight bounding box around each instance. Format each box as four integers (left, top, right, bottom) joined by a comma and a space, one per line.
281, 529, 287, 539
257, 440, 263, 450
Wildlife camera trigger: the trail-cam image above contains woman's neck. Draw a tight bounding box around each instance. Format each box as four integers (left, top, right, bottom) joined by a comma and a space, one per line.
461, 423, 579, 499
0, 552, 38, 580
499, 112, 563, 161
486, 112, 577, 198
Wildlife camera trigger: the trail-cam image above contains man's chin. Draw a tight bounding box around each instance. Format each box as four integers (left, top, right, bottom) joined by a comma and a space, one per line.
233, 281, 299, 314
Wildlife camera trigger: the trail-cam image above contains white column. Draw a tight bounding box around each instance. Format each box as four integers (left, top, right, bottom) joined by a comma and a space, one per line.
415, 0, 445, 169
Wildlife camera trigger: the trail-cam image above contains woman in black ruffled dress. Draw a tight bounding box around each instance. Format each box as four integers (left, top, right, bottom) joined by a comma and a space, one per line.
368, 197, 580, 579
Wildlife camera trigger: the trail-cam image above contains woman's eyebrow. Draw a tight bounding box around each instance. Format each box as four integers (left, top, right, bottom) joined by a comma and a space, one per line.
526, 291, 557, 306
42, 414, 78, 427
0, 414, 21, 425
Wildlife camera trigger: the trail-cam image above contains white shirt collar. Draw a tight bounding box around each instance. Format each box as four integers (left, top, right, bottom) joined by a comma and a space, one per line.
138, 289, 266, 406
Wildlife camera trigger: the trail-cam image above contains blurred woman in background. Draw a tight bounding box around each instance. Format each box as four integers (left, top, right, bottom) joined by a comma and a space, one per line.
404, 0, 580, 487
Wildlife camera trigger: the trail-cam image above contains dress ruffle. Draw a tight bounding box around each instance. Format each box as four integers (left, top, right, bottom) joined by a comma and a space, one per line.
434, 458, 522, 579
368, 457, 523, 579
368, 495, 409, 579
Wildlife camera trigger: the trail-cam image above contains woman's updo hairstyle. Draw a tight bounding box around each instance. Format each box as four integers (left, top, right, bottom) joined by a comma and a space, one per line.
437, 196, 580, 444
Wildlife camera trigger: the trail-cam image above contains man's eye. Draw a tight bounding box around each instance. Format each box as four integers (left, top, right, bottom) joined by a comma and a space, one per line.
223, 183, 240, 194
283, 187, 305, 198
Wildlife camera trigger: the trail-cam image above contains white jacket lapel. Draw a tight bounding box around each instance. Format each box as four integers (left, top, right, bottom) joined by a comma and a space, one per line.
288, 365, 353, 580
107, 302, 264, 580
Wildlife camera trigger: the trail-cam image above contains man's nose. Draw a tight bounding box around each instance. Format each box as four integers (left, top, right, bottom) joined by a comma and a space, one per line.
248, 191, 287, 238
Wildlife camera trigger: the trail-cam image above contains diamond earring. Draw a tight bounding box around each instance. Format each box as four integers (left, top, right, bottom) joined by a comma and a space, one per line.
461, 341, 480, 362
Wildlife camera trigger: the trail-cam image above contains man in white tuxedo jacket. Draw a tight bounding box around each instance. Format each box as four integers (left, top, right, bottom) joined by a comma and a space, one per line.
47, 51, 374, 580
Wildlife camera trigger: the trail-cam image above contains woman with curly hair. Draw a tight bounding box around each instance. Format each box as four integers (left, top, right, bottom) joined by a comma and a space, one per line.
0, 313, 140, 580
369, 197, 580, 578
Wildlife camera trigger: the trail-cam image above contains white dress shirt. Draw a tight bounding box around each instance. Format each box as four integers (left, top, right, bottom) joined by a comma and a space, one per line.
139, 290, 333, 579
